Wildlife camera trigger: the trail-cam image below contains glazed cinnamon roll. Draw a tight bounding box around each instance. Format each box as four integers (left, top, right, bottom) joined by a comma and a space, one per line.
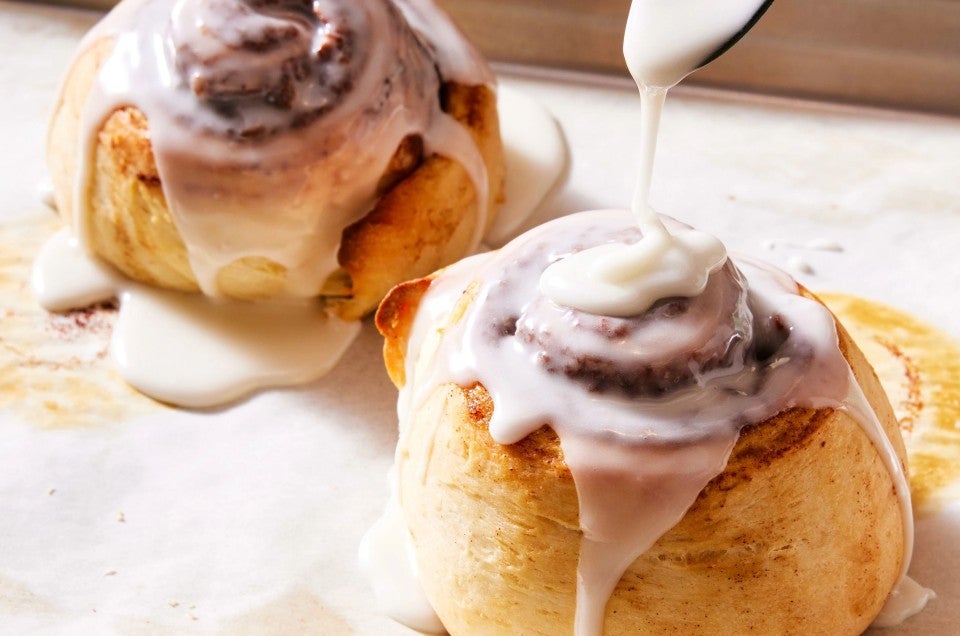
373, 210, 916, 635
47, 0, 504, 319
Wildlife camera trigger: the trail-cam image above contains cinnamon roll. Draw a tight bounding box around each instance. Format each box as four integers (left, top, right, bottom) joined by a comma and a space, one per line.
373, 210, 917, 635
47, 0, 504, 319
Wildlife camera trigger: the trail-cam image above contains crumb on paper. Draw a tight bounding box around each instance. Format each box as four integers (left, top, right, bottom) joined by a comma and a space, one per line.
762, 238, 843, 253
46, 304, 118, 341
189, 614, 198, 621
117, 512, 126, 523
105, 570, 117, 577
787, 256, 815, 275
47, 488, 56, 496
37, 178, 56, 211
168, 599, 179, 608
805, 238, 844, 252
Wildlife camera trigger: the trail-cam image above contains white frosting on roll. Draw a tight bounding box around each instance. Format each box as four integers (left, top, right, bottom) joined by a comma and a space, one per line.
358, 1, 930, 632
391, 209, 916, 636
34, 0, 497, 407
541, 0, 770, 318
72, 0, 490, 297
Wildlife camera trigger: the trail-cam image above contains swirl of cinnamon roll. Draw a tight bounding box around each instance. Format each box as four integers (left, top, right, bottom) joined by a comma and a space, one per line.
513, 259, 753, 397
373, 209, 913, 635
47, 0, 504, 316
169, 0, 365, 141
409, 212, 807, 445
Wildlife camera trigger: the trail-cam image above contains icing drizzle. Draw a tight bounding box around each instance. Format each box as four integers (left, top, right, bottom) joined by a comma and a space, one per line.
71, 0, 490, 297
393, 210, 916, 635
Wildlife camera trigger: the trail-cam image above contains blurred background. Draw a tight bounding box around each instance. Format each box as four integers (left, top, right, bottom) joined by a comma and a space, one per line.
31, 0, 960, 115
435, 0, 960, 116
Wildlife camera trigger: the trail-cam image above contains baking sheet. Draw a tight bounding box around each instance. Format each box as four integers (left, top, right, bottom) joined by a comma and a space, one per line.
2, 1, 960, 634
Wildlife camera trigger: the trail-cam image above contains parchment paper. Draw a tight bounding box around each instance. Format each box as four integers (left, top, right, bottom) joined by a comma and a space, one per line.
1, 2, 959, 634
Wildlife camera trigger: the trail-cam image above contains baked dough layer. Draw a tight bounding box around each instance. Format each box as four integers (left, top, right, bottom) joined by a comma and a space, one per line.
47, 37, 505, 320
379, 280, 907, 635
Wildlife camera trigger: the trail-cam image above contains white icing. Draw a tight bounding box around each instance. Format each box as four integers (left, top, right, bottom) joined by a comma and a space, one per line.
386, 209, 918, 636
569, 434, 738, 636
35, 0, 513, 407
538, 0, 774, 317
359, 479, 447, 635
394, 0, 493, 86
31, 227, 118, 312
872, 576, 937, 628
71, 0, 491, 297
841, 372, 935, 627
485, 85, 566, 246
623, 0, 770, 90
110, 288, 359, 408
540, 222, 726, 317
31, 233, 360, 408
359, 1, 923, 632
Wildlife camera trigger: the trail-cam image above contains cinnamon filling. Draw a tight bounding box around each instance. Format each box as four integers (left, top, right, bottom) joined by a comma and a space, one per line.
515, 262, 753, 397
166, 0, 439, 142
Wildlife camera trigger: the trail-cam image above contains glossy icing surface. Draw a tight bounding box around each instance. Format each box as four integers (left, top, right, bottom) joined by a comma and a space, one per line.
33, 0, 514, 407
73, 0, 490, 296
394, 210, 914, 635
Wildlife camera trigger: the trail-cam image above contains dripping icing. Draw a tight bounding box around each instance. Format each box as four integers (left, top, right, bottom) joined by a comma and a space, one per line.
355, 0, 926, 631
389, 211, 920, 634
539, 0, 780, 317
532, 1, 924, 627
71, 0, 491, 297
32, 228, 361, 408
36, 0, 543, 406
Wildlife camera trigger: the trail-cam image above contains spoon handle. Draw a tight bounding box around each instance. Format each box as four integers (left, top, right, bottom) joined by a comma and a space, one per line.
696, 0, 775, 69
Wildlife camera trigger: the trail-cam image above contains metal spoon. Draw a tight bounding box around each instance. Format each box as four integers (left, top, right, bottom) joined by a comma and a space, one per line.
696, 0, 775, 69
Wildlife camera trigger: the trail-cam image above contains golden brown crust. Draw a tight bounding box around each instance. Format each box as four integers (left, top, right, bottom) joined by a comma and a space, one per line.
375, 275, 435, 387
48, 37, 112, 230
335, 83, 504, 320
47, 39, 504, 316
384, 286, 907, 635
91, 108, 198, 292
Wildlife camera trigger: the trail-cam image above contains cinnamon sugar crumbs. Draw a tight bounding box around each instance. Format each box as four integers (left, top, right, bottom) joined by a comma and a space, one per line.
876, 337, 923, 435
0, 216, 161, 429
820, 292, 960, 512
45, 301, 118, 341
